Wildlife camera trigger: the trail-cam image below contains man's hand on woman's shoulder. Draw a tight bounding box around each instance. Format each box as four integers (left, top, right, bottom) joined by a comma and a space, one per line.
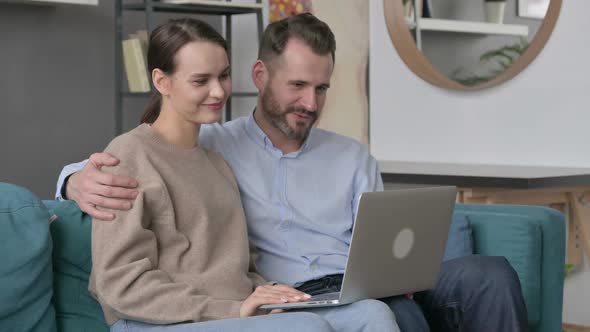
66, 152, 139, 221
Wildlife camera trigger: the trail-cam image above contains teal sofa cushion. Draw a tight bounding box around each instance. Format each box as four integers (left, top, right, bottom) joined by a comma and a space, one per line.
475, 216, 541, 325
44, 200, 108, 332
454, 204, 555, 329
0, 183, 56, 332
443, 214, 473, 261
456, 204, 565, 332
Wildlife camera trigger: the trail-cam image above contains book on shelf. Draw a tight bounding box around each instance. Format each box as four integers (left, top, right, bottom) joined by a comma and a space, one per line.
122, 36, 150, 93
129, 30, 148, 51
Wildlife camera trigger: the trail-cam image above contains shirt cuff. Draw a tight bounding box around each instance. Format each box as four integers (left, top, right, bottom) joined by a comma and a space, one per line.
59, 174, 72, 201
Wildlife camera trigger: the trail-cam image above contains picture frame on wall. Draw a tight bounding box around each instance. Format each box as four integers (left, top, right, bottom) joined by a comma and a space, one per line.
518, 0, 550, 19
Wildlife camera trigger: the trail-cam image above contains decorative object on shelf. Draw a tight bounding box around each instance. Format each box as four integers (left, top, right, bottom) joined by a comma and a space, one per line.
401, 0, 432, 20
484, 0, 506, 24
269, 0, 312, 23
402, 0, 413, 20
422, 0, 432, 18
451, 38, 529, 86
383, 0, 562, 91
518, 0, 550, 19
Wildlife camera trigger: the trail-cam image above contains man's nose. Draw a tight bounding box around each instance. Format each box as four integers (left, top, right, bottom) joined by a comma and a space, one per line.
300, 89, 318, 112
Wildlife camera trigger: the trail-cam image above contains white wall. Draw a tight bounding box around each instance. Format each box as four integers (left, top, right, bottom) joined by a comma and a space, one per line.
370, 0, 590, 326
370, 0, 590, 168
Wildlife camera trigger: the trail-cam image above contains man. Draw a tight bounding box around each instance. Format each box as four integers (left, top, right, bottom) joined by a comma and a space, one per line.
57, 13, 527, 331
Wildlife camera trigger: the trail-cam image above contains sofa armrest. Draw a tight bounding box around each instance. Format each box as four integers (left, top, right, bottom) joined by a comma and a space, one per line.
454, 203, 565, 332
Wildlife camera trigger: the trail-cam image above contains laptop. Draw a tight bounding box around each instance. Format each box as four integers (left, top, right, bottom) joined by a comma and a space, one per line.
259, 186, 457, 310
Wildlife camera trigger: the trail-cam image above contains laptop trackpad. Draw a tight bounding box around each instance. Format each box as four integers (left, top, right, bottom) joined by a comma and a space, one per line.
309, 292, 340, 301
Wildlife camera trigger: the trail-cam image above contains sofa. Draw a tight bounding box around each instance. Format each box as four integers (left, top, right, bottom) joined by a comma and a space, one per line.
0, 182, 565, 332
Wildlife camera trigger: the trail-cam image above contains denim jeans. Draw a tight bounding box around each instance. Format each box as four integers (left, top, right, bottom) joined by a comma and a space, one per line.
412, 255, 528, 332
110, 312, 333, 332
110, 299, 400, 332
299, 255, 528, 332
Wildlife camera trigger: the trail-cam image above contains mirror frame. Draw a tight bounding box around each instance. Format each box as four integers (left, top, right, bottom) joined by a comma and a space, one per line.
383, 0, 562, 90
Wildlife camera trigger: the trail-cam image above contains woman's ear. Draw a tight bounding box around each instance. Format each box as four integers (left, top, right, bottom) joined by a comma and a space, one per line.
251, 60, 268, 92
152, 68, 170, 96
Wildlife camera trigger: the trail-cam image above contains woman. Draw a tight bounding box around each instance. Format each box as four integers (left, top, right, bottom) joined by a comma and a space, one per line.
91, 18, 400, 332
91, 18, 330, 332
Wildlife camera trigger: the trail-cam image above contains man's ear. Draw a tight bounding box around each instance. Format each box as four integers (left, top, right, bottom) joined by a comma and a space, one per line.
152, 68, 171, 96
252, 60, 269, 91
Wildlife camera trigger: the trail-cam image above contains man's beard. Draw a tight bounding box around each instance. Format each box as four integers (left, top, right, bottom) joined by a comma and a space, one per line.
260, 86, 318, 141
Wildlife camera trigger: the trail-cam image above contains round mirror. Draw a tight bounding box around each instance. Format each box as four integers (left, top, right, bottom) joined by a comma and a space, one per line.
383, 0, 562, 90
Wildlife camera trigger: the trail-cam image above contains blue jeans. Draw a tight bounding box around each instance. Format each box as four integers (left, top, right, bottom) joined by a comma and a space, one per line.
385, 255, 528, 332
110, 299, 399, 332
299, 255, 528, 332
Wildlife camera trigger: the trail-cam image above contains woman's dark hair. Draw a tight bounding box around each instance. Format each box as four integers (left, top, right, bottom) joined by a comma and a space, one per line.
141, 18, 228, 124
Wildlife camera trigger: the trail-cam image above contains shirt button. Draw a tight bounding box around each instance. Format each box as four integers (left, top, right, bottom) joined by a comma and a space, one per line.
280, 221, 289, 230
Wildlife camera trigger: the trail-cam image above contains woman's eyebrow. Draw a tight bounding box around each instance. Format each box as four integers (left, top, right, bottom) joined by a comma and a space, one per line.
189, 66, 231, 78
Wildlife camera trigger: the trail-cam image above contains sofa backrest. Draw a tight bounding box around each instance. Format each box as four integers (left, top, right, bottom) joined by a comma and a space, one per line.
43, 200, 109, 332
0, 181, 563, 332
0, 183, 57, 332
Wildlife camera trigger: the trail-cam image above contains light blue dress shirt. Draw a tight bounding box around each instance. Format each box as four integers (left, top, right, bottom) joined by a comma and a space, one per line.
56, 113, 383, 286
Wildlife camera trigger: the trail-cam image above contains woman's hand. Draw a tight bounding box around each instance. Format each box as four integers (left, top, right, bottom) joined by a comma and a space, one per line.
239, 284, 311, 317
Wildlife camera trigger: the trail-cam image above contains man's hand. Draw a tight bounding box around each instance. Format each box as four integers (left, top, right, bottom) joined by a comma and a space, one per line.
66, 153, 138, 221
239, 284, 311, 318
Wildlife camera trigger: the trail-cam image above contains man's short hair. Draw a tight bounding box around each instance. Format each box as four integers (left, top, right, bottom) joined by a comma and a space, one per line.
258, 13, 336, 69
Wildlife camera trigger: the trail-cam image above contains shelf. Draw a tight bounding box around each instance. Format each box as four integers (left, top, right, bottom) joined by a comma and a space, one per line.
409, 18, 529, 37
0, 0, 98, 5
124, 0, 263, 15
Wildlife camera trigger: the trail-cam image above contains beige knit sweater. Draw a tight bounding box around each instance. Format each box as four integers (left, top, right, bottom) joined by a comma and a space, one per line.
89, 124, 267, 325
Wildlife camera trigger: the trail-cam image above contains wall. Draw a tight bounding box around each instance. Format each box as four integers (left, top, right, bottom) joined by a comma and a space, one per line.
370, 0, 589, 168
0, 2, 114, 198
0, 1, 219, 198
312, 0, 369, 144
370, 0, 590, 325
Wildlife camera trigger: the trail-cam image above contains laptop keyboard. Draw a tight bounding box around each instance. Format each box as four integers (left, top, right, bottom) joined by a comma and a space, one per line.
309, 292, 340, 301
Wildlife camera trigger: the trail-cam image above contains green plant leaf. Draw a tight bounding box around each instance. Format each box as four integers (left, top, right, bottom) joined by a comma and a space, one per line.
450, 38, 529, 86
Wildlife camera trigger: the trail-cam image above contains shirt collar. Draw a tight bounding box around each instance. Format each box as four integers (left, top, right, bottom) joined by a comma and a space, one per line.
245, 109, 314, 157
245, 109, 270, 149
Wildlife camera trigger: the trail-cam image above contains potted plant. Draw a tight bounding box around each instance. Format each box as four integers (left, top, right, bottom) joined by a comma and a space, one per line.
451, 38, 529, 86
484, 0, 506, 24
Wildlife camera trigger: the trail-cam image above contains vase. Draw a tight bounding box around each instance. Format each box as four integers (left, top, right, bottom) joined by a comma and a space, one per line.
484, 1, 506, 24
